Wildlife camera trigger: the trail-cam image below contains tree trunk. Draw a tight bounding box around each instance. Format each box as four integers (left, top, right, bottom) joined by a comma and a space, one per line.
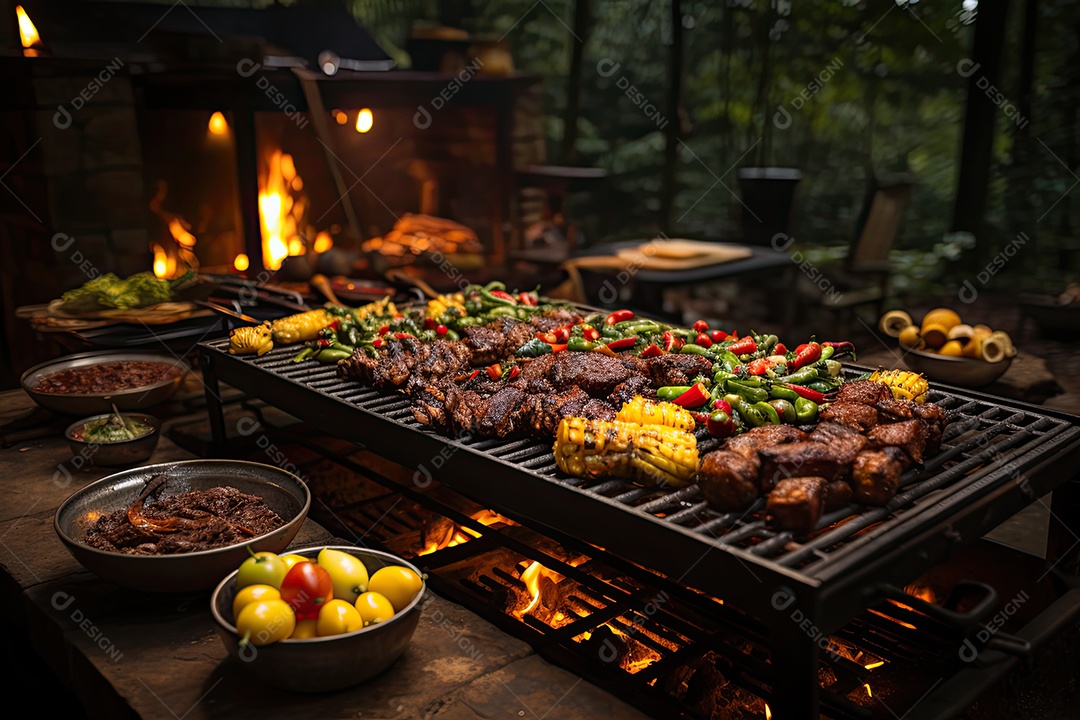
660, 0, 683, 233
951, 0, 1011, 237
560, 0, 590, 164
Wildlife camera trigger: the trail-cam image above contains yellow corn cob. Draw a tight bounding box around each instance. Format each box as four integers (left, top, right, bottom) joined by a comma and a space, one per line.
270, 308, 332, 344
425, 293, 466, 318
869, 369, 929, 404
229, 324, 274, 356
553, 417, 698, 488
615, 396, 697, 432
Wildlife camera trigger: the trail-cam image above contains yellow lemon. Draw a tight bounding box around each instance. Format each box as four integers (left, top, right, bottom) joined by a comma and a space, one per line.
317, 599, 364, 637
368, 565, 424, 612
233, 584, 280, 622
922, 308, 962, 333
354, 591, 396, 626
920, 323, 950, 349
939, 340, 964, 357
898, 325, 923, 349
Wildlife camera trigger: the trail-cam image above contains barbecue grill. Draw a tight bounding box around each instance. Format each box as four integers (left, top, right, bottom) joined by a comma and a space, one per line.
197, 334, 1080, 719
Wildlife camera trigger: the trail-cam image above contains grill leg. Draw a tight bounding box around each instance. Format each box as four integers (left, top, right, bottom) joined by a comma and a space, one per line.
769, 590, 821, 720
200, 350, 229, 453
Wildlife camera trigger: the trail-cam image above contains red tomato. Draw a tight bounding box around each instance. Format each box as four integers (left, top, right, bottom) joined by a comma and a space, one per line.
280, 561, 334, 617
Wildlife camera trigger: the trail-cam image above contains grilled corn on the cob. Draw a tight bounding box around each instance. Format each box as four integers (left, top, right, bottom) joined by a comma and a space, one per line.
553, 417, 698, 488
228, 324, 274, 356
869, 369, 929, 403
425, 293, 466, 318
615, 395, 697, 432
270, 308, 332, 344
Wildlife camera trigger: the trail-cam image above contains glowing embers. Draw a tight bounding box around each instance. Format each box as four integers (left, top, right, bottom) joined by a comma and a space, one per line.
418, 508, 516, 556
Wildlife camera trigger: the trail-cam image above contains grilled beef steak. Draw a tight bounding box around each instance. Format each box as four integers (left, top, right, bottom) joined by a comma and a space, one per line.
767, 477, 828, 534
851, 449, 904, 505
697, 450, 761, 511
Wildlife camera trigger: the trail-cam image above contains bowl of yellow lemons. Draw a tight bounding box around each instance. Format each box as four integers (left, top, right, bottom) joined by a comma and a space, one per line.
879, 308, 1016, 388
210, 545, 425, 692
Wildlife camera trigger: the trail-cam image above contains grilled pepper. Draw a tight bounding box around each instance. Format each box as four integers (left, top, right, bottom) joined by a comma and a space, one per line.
790, 342, 822, 370
768, 398, 797, 423
553, 417, 698, 488
705, 400, 737, 438
639, 343, 663, 358
727, 336, 758, 356
726, 394, 772, 428
605, 309, 635, 325
616, 396, 697, 432
669, 382, 710, 408
769, 385, 801, 402
679, 343, 713, 357
568, 336, 598, 352
795, 397, 819, 423
517, 338, 554, 357
725, 379, 769, 404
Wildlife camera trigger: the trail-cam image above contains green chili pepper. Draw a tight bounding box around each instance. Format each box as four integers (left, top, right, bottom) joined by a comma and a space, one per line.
778, 367, 819, 385
344, 326, 362, 347
567, 336, 597, 352
768, 398, 797, 423
726, 394, 769, 428
517, 338, 554, 357
714, 370, 737, 385
819, 345, 836, 361
679, 343, 713, 357
808, 381, 834, 393
457, 316, 484, 327
720, 351, 742, 372
444, 329, 460, 342
756, 335, 779, 354
360, 344, 377, 358
293, 347, 315, 363
769, 385, 801, 402
823, 359, 843, 377
481, 289, 517, 307
754, 401, 781, 425
658, 385, 694, 401
735, 375, 765, 387
600, 324, 622, 339
725, 380, 769, 404
795, 397, 818, 423
316, 348, 352, 362
484, 281, 506, 292
617, 320, 663, 335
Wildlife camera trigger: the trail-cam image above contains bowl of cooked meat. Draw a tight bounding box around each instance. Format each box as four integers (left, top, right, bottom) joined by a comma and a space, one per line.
54, 460, 311, 592
21, 350, 188, 415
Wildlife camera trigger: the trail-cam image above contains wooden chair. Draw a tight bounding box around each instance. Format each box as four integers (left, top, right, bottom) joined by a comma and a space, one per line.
799, 174, 913, 335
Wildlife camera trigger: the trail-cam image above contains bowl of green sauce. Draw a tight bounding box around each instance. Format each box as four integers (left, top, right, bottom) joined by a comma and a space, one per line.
65, 412, 161, 467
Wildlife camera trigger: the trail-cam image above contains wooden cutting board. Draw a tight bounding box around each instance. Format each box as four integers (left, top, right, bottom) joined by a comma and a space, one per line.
17, 302, 209, 331
564, 239, 752, 271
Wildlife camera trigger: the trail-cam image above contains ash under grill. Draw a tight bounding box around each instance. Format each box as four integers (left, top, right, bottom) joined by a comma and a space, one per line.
198, 335, 1080, 719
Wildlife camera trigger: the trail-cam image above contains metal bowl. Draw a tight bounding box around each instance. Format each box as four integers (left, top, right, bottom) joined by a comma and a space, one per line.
902, 348, 1014, 388
54, 460, 310, 593
64, 413, 162, 467
210, 545, 425, 693
21, 350, 189, 415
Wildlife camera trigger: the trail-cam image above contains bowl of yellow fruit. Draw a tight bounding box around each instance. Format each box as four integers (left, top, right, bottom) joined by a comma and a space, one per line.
210, 545, 425, 692
879, 308, 1016, 388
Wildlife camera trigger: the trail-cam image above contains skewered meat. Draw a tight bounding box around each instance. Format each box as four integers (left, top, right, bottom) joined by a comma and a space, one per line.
767, 477, 827, 534
819, 401, 879, 431
643, 354, 713, 387
851, 450, 904, 505
758, 443, 848, 489
835, 380, 893, 406
867, 419, 929, 465
823, 480, 853, 511
697, 450, 761, 511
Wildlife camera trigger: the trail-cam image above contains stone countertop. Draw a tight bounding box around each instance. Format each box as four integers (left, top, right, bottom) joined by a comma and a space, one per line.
0, 389, 648, 720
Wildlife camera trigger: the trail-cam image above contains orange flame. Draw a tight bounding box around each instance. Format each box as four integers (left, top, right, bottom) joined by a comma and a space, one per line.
234, 253, 249, 272
355, 108, 373, 133
167, 218, 196, 248
765, 703, 772, 720
152, 244, 174, 279
259, 150, 307, 270
16, 6, 41, 49
208, 111, 228, 136
313, 232, 333, 253
418, 509, 515, 556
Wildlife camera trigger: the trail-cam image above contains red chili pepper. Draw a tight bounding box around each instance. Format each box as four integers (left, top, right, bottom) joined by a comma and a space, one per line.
713, 399, 732, 412
553, 326, 571, 343
424, 318, 436, 330
394, 313, 403, 319
785, 383, 827, 403
671, 382, 710, 408
318, 339, 331, 348
706, 399, 736, 437
639, 343, 663, 358
606, 337, 637, 351
821, 341, 856, 356
378, 325, 390, 336
518, 292, 538, 306
710, 329, 729, 343
727, 336, 758, 355
593, 344, 618, 357
582, 325, 600, 341
730, 331, 739, 340
695, 333, 713, 349
372, 338, 385, 348
791, 341, 822, 370
537, 331, 558, 344
550, 343, 568, 353
690, 411, 710, 424
329, 319, 341, 331
746, 358, 772, 375
490, 290, 517, 303
692, 319, 709, 332
605, 309, 635, 325
774, 342, 788, 356
436, 324, 448, 336
466, 369, 480, 381
486, 364, 502, 381
662, 331, 684, 352
507, 366, 520, 380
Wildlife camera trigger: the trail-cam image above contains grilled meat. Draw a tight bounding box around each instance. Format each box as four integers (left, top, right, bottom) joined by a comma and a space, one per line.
874, 398, 949, 454
475, 386, 529, 438
609, 375, 658, 407
644, 354, 713, 387
808, 422, 869, 460
835, 380, 893, 406
549, 352, 644, 397
851, 449, 904, 505
823, 480, 853, 512
758, 442, 848, 489
464, 326, 509, 365
867, 419, 929, 465
697, 450, 760, 511
722, 425, 808, 460
819, 401, 879, 431
767, 477, 827, 534
531, 309, 582, 331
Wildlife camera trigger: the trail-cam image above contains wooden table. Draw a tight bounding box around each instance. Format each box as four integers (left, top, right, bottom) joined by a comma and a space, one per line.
0, 389, 647, 720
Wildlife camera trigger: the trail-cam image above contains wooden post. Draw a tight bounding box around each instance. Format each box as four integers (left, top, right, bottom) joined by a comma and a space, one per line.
660, 0, 683, 233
